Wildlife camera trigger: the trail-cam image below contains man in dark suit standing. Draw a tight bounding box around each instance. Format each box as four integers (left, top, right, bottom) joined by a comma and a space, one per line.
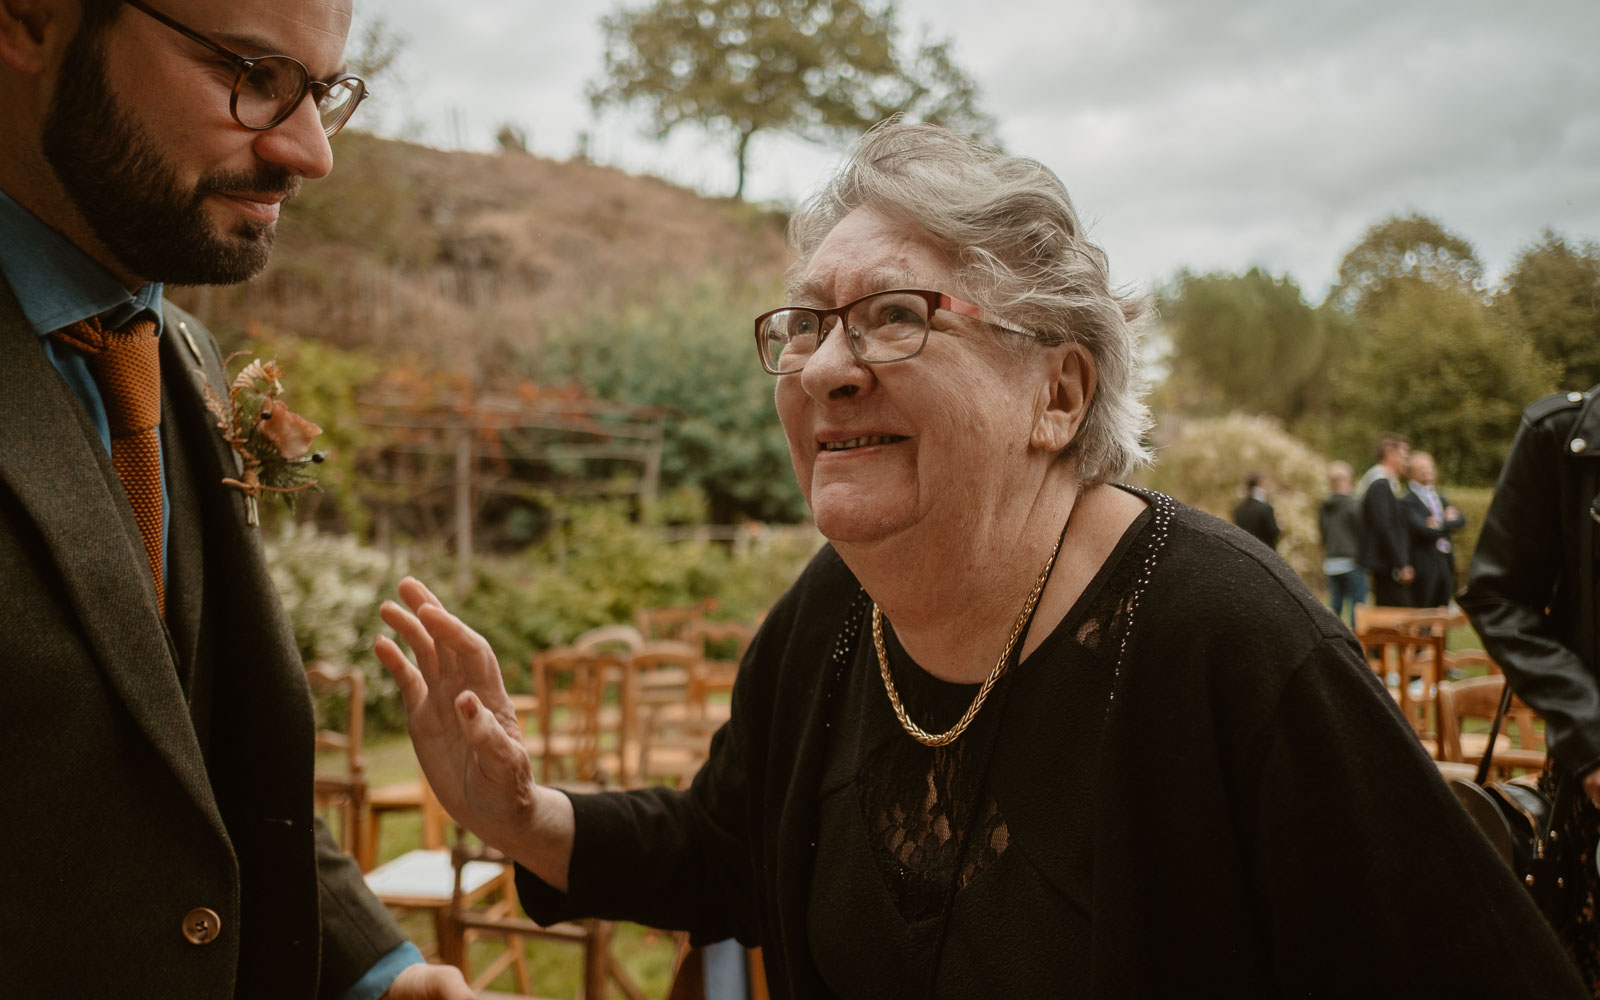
1232, 473, 1280, 550
0, 1, 466, 996
1359, 433, 1415, 606
1401, 451, 1466, 607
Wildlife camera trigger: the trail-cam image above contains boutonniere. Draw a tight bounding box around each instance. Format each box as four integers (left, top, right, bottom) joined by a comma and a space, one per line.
200, 354, 325, 526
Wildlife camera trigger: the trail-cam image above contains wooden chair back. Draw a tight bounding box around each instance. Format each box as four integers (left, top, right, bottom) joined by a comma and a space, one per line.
572, 623, 647, 655
635, 597, 719, 642
1437, 674, 1546, 778
532, 647, 624, 785
1354, 625, 1448, 756
306, 662, 367, 863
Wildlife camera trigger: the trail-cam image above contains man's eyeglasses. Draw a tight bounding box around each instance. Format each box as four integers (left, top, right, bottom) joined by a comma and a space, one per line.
754, 288, 1030, 375
120, 0, 368, 137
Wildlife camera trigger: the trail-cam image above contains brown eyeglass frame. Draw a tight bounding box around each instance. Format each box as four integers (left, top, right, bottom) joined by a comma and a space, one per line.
120, 0, 368, 137
753, 288, 1032, 375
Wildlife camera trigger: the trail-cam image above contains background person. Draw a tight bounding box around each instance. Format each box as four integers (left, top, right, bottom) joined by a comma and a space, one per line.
1401, 450, 1466, 607
1318, 459, 1366, 628
0, 0, 465, 995
1462, 385, 1600, 992
378, 123, 1583, 998
1359, 432, 1415, 606
1232, 472, 1280, 550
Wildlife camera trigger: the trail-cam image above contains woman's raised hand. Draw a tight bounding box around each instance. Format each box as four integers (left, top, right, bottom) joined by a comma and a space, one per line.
374, 577, 546, 858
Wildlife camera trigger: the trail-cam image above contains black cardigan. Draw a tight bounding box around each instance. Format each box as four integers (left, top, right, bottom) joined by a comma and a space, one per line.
520, 496, 1584, 997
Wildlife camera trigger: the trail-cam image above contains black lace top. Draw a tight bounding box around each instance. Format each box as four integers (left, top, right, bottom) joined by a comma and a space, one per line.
806, 505, 1156, 998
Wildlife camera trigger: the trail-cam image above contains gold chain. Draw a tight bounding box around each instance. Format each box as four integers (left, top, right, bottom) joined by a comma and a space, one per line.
873, 525, 1067, 747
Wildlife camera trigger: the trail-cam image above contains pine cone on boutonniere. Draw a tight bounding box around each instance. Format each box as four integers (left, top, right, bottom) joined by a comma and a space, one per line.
199, 355, 326, 525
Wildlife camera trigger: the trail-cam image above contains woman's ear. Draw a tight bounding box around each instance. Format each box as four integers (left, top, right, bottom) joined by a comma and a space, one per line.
1030, 344, 1095, 452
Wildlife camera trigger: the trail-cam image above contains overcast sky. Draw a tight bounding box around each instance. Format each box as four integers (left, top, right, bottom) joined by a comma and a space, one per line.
366, 0, 1599, 301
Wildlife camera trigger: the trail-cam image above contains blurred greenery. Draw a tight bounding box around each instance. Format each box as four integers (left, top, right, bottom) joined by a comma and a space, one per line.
540, 271, 807, 523
1142, 413, 1328, 585
276, 498, 820, 734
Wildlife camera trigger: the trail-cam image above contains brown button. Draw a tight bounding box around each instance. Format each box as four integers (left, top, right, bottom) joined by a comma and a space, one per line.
181, 907, 222, 945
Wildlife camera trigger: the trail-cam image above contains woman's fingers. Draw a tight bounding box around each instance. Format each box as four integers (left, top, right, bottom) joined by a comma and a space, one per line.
398, 576, 446, 614
418, 603, 507, 696
456, 690, 526, 781
380, 600, 441, 688
374, 635, 427, 714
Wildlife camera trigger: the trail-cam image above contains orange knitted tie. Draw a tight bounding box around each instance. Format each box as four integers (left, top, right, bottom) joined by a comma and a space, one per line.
53, 316, 165, 616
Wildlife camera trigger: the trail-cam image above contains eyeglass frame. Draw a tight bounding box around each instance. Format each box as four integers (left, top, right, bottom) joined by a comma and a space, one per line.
753, 288, 1033, 375
119, 0, 369, 137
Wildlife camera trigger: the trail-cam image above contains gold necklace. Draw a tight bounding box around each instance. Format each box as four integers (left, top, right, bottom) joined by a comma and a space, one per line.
872, 523, 1067, 747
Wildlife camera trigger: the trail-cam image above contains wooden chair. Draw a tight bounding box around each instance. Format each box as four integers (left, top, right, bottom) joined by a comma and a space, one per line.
680, 622, 754, 720
306, 662, 369, 868
365, 774, 449, 874
572, 624, 646, 656
616, 641, 700, 787
636, 707, 721, 789
1438, 674, 1547, 779
531, 647, 624, 786
635, 598, 719, 642
445, 840, 647, 1000
1354, 604, 1465, 633
1355, 625, 1448, 757
364, 841, 519, 970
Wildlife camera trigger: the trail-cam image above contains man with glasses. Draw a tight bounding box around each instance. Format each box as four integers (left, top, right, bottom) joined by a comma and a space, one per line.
0, 1, 466, 996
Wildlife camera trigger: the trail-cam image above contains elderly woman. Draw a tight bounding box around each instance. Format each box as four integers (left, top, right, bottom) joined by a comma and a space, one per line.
376, 123, 1582, 997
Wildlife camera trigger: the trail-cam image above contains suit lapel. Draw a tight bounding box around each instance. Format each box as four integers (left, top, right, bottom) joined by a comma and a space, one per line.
0, 283, 226, 839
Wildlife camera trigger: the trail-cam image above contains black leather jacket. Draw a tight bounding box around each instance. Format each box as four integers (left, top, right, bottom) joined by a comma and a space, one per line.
1462, 386, 1600, 777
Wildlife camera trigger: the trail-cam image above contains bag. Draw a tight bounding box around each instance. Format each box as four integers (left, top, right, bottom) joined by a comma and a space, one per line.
1446, 681, 1578, 930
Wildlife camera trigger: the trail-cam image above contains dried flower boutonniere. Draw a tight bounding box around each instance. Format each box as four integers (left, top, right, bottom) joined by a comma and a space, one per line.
200, 354, 325, 525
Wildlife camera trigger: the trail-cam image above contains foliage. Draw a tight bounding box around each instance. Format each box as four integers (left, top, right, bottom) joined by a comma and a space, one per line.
495, 123, 531, 154
540, 271, 808, 523
589, 0, 995, 197
271, 500, 821, 731
1443, 485, 1494, 586
1496, 229, 1600, 390
266, 523, 411, 733
1328, 213, 1485, 317
1324, 280, 1557, 486
280, 131, 439, 270
1155, 268, 1333, 425
1142, 413, 1329, 585
220, 325, 385, 535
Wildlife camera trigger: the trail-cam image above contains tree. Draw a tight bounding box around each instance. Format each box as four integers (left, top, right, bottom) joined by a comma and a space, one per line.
1496, 229, 1600, 389
1156, 268, 1333, 426
588, 0, 995, 198
1328, 214, 1484, 317
1327, 280, 1557, 486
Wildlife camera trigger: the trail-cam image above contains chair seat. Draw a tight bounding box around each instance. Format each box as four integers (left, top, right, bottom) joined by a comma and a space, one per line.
365, 848, 503, 907
368, 780, 423, 809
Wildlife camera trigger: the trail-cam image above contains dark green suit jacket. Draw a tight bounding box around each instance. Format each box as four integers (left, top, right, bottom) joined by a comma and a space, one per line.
0, 282, 405, 998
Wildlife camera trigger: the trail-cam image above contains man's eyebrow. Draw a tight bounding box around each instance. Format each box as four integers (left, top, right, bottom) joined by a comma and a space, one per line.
210, 31, 351, 80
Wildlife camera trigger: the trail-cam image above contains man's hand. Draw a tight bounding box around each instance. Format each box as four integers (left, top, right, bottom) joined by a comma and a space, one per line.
381, 961, 474, 999
1397, 565, 1416, 584
1426, 515, 1441, 530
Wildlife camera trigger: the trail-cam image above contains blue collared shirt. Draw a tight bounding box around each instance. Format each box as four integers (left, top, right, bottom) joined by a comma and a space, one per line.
0, 187, 171, 576
0, 186, 421, 999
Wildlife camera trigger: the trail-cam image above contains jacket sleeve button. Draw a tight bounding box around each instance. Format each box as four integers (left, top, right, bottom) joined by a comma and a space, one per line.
181, 907, 222, 945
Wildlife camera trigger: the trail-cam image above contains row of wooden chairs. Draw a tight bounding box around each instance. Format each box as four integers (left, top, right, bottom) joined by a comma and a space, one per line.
1351, 605, 1547, 777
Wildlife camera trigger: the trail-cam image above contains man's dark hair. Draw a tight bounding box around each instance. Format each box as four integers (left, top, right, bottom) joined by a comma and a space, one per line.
1374, 433, 1409, 463
76, 0, 124, 39
1245, 474, 1262, 491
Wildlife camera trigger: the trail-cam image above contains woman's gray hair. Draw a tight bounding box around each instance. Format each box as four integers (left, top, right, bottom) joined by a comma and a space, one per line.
787, 121, 1152, 485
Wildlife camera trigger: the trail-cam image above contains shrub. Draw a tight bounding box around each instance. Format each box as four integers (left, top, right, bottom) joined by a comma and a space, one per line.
1141, 413, 1328, 586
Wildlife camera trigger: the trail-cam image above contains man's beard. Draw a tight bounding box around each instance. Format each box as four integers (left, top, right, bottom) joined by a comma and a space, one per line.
40, 31, 300, 286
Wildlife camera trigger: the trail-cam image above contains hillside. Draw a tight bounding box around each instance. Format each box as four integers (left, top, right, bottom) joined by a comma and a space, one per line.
171, 133, 794, 369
